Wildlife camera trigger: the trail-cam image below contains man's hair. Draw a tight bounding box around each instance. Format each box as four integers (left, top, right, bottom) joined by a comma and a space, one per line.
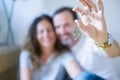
53, 7, 78, 20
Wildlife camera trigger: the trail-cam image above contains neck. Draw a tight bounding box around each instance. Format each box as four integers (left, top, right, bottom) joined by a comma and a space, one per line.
40, 46, 54, 64
70, 39, 79, 48
41, 46, 54, 55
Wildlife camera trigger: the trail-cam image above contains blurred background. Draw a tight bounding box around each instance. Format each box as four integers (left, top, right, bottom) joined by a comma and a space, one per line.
0, 0, 120, 80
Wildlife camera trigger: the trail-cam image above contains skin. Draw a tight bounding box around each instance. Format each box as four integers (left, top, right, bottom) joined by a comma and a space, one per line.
53, 11, 79, 47
36, 19, 57, 63
36, 20, 56, 50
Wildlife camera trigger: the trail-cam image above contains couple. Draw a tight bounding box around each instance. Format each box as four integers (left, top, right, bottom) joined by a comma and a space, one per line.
20, 0, 120, 80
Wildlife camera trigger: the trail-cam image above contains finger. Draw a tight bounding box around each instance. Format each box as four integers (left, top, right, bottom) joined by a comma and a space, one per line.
84, 0, 98, 12
75, 19, 87, 32
79, 0, 90, 12
73, 7, 89, 25
97, 0, 104, 14
73, 7, 86, 16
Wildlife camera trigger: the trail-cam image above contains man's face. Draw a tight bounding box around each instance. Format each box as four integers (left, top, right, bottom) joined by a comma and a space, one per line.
53, 11, 75, 46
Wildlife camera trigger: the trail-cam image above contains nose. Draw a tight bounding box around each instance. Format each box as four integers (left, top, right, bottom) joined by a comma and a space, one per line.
43, 31, 49, 38
60, 26, 66, 35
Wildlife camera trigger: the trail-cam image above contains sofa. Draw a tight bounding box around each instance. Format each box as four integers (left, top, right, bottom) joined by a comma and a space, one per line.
0, 45, 20, 80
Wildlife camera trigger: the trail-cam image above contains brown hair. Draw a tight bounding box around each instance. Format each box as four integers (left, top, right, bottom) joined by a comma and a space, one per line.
53, 7, 78, 20
22, 14, 70, 70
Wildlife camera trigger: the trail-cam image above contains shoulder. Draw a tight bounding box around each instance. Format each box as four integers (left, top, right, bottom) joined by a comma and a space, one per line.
20, 50, 30, 59
19, 50, 32, 68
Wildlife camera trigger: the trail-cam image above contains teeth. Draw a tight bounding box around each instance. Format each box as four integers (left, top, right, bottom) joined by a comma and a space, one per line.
61, 35, 69, 40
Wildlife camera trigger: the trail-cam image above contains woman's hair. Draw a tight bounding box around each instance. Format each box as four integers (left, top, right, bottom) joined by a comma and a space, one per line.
22, 14, 70, 70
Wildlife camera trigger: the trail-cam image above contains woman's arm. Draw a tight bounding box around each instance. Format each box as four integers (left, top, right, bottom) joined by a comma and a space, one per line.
62, 55, 105, 80
61, 53, 105, 80
61, 53, 83, 79
64, 60, 83, 79
19, 50, 33, 80
20, 68, 32, 80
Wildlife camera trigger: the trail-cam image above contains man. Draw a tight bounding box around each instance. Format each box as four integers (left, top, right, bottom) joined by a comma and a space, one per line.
53, 0, 120, 80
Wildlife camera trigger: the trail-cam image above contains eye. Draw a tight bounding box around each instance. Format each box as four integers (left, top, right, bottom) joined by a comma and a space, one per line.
55, 26, 60, 29
47, 28, 53, 32
64, 23, 70, 27
37, 30, 43, 34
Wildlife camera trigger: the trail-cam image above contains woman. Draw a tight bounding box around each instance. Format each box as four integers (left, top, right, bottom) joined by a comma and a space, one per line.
19, 14, 81, 80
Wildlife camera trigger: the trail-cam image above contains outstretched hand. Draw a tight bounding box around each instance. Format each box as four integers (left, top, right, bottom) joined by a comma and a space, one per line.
73, 0, 108, 43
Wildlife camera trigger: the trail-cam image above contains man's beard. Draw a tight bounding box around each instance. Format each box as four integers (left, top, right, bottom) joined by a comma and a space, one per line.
59, 33, 74, 46
61, 38, 74, 46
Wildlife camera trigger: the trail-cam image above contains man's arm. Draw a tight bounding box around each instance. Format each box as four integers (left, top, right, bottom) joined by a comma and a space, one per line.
104, 40, 120, 57
73, 0, 120, 57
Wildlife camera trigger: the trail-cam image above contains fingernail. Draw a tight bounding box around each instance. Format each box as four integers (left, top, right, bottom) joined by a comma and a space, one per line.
72, 8, 75, 11
72, 7, 78, 11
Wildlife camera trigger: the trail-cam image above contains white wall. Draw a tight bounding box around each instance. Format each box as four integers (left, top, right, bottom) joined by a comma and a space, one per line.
0, 0, 48, 45
0, 0, 8, 43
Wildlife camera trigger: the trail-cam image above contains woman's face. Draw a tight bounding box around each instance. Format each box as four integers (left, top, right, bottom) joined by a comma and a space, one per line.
36, 19, 56, 48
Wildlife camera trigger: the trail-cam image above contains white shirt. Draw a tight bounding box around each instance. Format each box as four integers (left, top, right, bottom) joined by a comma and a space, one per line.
71, 33, 119, 80
19, 50, 65, 80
